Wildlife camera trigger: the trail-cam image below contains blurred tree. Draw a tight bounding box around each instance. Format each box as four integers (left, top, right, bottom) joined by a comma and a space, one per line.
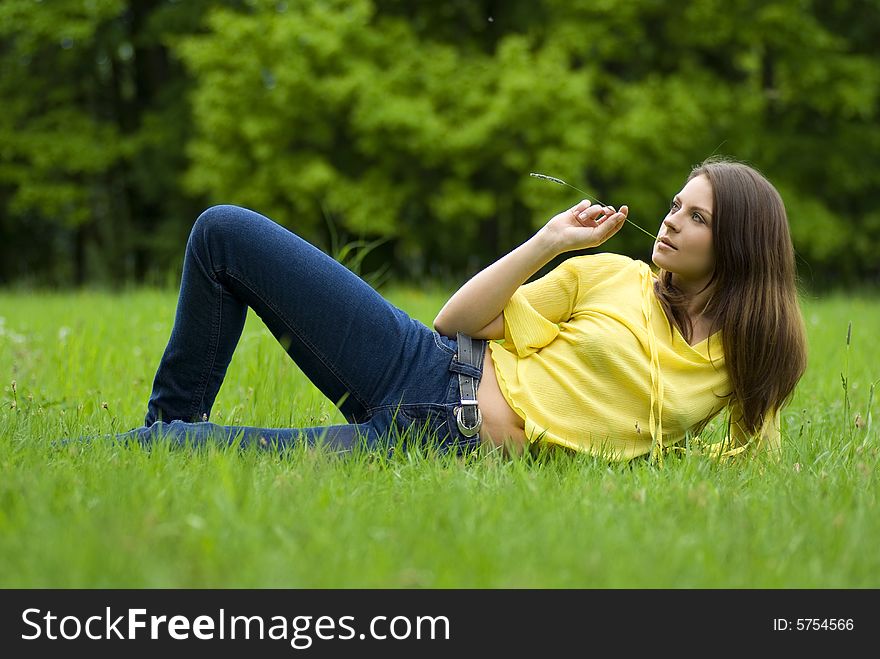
0, 0, 237, 286
177, 0, 880, 285
0, 0, 877, 287
177, 0, 601, 278
0, 0, 128, 285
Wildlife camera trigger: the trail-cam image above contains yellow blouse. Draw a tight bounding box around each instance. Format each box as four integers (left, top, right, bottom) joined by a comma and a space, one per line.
489, 253, 779, 461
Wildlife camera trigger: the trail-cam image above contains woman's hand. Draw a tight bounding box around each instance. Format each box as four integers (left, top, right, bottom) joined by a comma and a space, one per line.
538, 200, 629, 255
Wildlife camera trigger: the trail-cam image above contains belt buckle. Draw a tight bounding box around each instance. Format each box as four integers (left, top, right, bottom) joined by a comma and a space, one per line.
455, 399, 482, 438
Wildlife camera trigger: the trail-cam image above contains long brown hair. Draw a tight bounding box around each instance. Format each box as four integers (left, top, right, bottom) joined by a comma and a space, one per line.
655, 157, 807, 436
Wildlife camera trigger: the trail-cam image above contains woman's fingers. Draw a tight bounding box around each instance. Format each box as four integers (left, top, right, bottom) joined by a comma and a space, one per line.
597, 205, 628, 224
606, 205, 628, 222
569, 199, 592, 217
561, 202, 630, 248
596, 206, 616, 224
600, 206, 629, 236
575, 204, 606, 225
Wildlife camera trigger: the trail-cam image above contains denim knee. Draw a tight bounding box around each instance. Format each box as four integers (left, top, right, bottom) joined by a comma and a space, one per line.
187, 204, 255, 273
190, 204, 242, 247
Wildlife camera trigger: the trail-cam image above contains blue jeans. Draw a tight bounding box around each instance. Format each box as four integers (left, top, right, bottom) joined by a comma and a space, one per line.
117, 205, 484, 455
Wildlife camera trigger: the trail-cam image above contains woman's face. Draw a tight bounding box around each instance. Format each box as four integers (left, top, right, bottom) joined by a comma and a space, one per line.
651, 174, 716, 292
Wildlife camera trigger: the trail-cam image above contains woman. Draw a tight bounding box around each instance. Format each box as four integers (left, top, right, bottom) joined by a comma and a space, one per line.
119, 156, 807, 462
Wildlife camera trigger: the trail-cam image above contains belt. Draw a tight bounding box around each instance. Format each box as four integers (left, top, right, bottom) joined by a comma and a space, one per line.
453, 332, 486, 439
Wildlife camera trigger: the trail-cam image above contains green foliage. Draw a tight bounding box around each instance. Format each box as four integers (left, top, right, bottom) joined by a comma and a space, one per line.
175, 0, 880, 282
0, 0, 125, 227
1, 0, 879, 286
176, 1, 600, 276
0, 0, 235, 285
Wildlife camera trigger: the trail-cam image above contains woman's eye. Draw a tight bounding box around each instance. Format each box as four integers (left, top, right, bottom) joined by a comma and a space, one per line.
670, 200, 680, 212
692, 212, 704, 223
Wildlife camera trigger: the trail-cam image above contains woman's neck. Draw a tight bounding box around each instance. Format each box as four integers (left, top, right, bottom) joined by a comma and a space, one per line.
669, 275, 715, 339
671, 273, 710, 306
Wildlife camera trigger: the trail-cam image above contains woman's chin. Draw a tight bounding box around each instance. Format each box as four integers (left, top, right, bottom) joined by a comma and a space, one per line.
651, 247, 666, 268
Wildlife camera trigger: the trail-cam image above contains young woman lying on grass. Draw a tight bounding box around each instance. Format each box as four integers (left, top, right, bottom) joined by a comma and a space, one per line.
112, 156, 807, 462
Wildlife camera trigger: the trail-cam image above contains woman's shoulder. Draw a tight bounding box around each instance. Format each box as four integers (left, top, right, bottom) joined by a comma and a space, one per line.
565, 252, 648, 276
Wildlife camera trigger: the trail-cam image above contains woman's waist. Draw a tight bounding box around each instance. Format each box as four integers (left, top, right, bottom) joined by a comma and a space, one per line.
476, 345, 527, 451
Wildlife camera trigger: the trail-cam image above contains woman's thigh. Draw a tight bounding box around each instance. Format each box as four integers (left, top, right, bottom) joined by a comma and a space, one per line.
193, 205, 451, 421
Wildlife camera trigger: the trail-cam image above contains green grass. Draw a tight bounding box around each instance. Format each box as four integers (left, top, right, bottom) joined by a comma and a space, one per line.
1, 287, 878, 587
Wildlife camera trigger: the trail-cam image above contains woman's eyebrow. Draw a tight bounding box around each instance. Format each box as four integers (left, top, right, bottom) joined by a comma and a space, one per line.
674, 195, 713, 219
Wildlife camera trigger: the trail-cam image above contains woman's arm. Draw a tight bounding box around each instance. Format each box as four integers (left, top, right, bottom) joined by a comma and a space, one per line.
433, 199, 629, 339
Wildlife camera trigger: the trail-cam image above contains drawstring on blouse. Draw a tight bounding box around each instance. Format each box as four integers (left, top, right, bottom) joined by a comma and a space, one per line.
640, 267, 665, 464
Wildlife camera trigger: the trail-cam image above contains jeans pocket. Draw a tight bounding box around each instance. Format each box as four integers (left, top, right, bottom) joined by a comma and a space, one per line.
431, 330, 457, 356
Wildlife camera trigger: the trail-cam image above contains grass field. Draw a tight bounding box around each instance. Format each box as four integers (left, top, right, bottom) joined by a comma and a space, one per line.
1, 286, 878, 588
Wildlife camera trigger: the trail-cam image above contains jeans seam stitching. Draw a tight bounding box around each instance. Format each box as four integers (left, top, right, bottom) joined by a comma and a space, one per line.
432, 331, 455, 355
187, 227, 224, 422
190, 220, 221, 284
